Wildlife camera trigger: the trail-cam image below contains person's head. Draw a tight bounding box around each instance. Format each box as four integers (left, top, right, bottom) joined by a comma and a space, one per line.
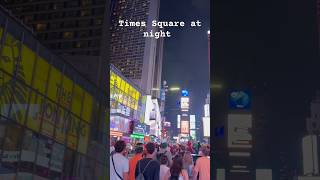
135, 143, 144, 154
170, 156, 183, 177
160, 155, 168, 165
202, 147, 210, 156
160, 142, 167, 149
145, 142, 155, 155
114, 140, 127, 154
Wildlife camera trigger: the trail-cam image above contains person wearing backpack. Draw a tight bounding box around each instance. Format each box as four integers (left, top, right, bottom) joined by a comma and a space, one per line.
135, 142, 160, 180
157, 142, 173, 166
110, 140, 129, 180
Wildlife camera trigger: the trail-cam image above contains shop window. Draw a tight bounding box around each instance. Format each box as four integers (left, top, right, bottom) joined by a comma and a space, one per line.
62, 149, 76, 179
49, 142, 65, 179
35, 135, 53, 178
1, 124, 23, 176
20, 130, 38, 174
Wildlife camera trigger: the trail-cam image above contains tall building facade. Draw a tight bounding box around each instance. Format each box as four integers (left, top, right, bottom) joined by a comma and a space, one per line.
110, 0, 163, 97
0, 0, 110, 87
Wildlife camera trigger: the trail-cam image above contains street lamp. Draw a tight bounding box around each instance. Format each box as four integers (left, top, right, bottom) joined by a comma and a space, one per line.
169, 87, 180, 92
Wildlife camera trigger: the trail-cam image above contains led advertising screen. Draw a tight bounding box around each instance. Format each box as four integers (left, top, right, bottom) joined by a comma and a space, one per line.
177, 115, 181, 128
181, 121, 189, 134
181, 97, 189, 110
203, 117, 210, 137
190, 130, 196, 139
204, 104, 210, 117
227, 114, 252, 149
190, 115, 196, 129
229, 90, 251, 109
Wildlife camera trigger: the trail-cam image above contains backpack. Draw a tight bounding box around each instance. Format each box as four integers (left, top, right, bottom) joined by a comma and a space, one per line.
136, 160, 153, 180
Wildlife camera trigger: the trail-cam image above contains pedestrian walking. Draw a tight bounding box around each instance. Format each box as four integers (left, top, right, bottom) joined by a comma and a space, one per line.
110, 140, 129, 180
193, 147, 210, 180
163, 156, 189, 180
135, 142, 160, 180
182, 151, 194, 178
157, 142, 173, 166
129, 143, 144, 180
160, 155, 170, 180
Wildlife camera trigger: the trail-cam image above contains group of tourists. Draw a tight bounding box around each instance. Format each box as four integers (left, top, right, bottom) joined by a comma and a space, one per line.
110, 140, 210, 180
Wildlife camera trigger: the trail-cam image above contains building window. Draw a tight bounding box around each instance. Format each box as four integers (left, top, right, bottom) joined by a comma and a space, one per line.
65, 0, 79, 8
77, 30, 90, 38
52, 2, 64, 10
24, 15, 33, 23
94, 18, 103, 25
81, 0, 92, 6
80, 9, 91, 16
51, 12, 64, 19
63, 21, 76, 28
78, 20, 91, 27
48, 32, 60, 40
65, 11, 78, 17
93, 8, 104, 15
63, 31, 74, 39
49, 22, 61, 30
61, 42, 73, 49
36, 23, 47, 31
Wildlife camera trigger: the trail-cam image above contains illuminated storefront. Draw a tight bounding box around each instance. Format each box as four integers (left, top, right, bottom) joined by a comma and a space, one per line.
0, 9, 107, 179
110, 65, 146, 142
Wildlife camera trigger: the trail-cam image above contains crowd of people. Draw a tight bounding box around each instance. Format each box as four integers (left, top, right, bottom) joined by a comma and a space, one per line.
110, 140, 210, 180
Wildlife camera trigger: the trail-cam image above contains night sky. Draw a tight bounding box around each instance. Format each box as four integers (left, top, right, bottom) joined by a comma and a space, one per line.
160, 0, 210, 129
213, 0, 320, 174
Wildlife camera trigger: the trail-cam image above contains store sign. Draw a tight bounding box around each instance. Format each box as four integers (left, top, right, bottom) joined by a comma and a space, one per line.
181, 121, 189, 134
133, 122, 146, 135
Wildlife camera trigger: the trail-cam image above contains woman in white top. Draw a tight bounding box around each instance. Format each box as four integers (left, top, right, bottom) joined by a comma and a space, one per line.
164, 156, 189, 180
160, 155, 170, 180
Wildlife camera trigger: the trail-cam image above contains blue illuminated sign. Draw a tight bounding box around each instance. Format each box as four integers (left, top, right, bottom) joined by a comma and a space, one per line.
182, 89, 189, 97
229, 90, 251, 109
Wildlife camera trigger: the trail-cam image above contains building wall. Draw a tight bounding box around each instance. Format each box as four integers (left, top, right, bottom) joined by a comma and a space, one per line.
0, 8, 107, 179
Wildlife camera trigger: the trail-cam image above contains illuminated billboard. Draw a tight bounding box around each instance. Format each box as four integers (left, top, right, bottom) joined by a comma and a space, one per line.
182, 89, 189, 97
227, 114, 252, 149
229, 90, 251, 109
203, 117, 210, 137
190, 115, 196, 129
181, 97, 189, 110
204, 104, 210, 117
181, 121, 189, 134
190, 130, 196, 139
177, 115, 181, 128
110, 71, 140, 110
0, 29, 91, 153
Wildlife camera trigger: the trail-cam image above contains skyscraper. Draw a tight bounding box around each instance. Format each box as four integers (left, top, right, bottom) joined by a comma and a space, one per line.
110, 0, 163, 97
0, 0, 110, 87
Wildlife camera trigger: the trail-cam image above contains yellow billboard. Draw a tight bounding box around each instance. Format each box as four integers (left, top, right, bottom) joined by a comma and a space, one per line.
0, 27, 93, 153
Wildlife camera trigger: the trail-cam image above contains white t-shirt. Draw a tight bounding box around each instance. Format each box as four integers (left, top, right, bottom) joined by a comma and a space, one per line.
160, 165, 170, 180
110, 153, 129, 180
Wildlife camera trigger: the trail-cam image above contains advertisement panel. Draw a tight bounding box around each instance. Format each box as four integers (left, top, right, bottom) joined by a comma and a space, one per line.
204, 104, 210, 117
227, 114, 252, 149
181, 121, 189, 134
229, 90, 251, 109
190, 130, 196, 139
180, 97, 189, 110
177, 115, 181, 128
190, 115, 196, 129
0, 30, 91, 152
203, 117, 210, 137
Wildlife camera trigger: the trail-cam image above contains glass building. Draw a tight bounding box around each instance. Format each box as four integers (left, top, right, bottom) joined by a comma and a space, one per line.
0, 6, 107, 179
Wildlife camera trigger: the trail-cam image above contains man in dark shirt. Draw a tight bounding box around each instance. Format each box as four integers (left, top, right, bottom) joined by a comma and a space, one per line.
135, 142, 160, 180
